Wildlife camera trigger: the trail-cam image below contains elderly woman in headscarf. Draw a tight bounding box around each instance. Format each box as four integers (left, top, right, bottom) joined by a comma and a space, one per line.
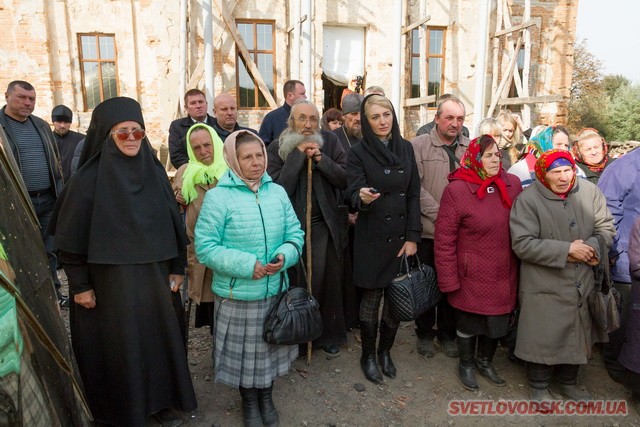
172, 123, 227, 335
435, 135, 522, 391
572, 127, 613, 184
510, 149, 615, 403
195, 130, 304, 426
50, 97, 197, 426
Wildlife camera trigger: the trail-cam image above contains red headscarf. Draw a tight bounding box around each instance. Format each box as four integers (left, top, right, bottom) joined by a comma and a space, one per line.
451, 136, 513, 208
534, 149, 576, 198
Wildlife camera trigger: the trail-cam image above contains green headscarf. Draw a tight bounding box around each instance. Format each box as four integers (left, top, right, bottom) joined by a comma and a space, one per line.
181, 123, 228, 204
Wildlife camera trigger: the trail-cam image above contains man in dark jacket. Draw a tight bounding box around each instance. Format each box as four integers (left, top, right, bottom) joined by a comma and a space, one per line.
210, 93, 256, 141
0, 80, 66, 306
266, 99, 350, 358
333, 93, 363, 152
51, 104, 85, 183
168, 89, 215, 169
258, 80, 306, 146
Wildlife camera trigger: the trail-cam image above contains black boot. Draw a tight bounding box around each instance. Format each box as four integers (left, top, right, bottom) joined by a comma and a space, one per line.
457, 335, 479, 391
360, 321, 383, 384
552, 364, 593, 400
239, 387, 262, 427
527, 362, 553, 403
475, 335, 506, 386
257, 383, 279, 427
377, 321, 398, 379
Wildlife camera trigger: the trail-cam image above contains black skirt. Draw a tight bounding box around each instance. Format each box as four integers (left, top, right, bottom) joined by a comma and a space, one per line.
70, 261, 197, 426
455, 309, 510, 338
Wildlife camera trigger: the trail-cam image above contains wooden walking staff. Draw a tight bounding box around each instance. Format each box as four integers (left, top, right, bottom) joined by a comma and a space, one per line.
306, 157, 313, 365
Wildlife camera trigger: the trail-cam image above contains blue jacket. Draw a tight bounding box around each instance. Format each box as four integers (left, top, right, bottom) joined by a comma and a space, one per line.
258, 103, 291, 146
598, 148, 640, 283
195, 169, 304, 300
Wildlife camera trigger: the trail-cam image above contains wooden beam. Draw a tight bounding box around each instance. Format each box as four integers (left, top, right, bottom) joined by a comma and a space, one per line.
402, 95, 436, 107
186, 58, 205, 90
497, 95, 565, 105
213, 0, 277, 108
185, 0, 238, 91
402, 15, 431, 35
491, 20, 536, 38
487, 35, 522, 117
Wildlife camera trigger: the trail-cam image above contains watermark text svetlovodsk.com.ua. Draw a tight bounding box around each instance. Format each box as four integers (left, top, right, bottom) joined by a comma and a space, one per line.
448, 399, 628, 416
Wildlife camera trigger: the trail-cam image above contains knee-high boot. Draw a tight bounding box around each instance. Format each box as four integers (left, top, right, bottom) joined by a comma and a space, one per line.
257, 382, 279, 427
377, 320, 398, 378
360, 321, 383, 384
457, 335, 479, 391
475, 335, 506, 386
239, 387, 262, 427
526, 362, 553, 402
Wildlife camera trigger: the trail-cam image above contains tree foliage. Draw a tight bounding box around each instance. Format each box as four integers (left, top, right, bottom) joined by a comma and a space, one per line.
568, 39, 639, 141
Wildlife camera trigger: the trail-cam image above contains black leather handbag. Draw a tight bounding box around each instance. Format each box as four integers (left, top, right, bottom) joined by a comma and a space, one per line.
386, 254, 440, 321
263, 257, 323, 345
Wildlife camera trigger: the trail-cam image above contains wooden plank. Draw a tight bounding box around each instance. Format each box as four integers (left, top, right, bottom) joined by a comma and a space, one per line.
401, 15, 431, 35
497, 95, 564, 105
487, 35, 522, 117
491, 20, 536, 38
213, 0, 277, 108
186, 57, 205, 90
402, 95, 436, 107
185, 0, 238, 91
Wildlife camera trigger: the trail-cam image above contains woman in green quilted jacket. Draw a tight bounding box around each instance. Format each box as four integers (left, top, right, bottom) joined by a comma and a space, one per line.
195, 130, 304, 427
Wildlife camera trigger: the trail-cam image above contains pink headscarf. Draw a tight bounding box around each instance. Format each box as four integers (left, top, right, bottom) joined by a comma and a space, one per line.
222, 130, 268, 192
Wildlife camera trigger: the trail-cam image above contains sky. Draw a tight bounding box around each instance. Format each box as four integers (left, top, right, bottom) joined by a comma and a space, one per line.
576, 1, 640, 83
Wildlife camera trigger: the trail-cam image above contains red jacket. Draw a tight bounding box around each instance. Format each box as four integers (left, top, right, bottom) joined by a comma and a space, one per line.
434, 170, 522, 315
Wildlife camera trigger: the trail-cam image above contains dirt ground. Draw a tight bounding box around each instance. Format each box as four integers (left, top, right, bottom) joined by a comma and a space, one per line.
59, 277, 639, 426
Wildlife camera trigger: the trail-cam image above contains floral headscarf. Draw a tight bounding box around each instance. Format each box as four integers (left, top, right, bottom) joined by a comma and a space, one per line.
451, 135, 513, 208
572, 127, 610, 173
181, 123, 228, 204
534, 149, 576, 197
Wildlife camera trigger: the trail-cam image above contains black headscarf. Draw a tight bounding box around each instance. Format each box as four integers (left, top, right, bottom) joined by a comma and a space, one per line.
359, 94, 406, 166
50, 97, 187, 264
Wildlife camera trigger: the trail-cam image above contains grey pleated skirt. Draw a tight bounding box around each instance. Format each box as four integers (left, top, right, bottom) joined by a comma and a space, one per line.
213, 295, 298, 388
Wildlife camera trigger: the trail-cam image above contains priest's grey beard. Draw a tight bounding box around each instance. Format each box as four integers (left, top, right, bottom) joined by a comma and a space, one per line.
278, 128, 324, 160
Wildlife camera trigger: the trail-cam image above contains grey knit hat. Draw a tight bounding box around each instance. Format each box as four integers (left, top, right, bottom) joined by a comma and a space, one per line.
341, 93, 364, 114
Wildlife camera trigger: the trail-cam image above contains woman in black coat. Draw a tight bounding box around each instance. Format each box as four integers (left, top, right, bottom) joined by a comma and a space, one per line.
346, 94, 421, 384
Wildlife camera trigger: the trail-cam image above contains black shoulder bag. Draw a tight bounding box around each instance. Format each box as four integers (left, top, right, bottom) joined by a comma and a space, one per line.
263, 248, 323, 345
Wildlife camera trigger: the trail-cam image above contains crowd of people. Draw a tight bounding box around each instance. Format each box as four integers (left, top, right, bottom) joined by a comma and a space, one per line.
0, 77, 638, 426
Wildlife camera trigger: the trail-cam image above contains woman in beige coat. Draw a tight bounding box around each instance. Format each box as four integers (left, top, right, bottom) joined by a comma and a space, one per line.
173, 123, 228, 334
509, 149, 615, 403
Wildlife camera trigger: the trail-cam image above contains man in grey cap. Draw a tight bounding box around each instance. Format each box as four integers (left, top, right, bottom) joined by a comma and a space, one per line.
51, 104, 84, 183
333, 93, 363, 153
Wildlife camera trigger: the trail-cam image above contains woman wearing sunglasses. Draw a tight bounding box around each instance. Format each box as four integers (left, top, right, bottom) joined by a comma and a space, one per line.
50, 97, 197, 426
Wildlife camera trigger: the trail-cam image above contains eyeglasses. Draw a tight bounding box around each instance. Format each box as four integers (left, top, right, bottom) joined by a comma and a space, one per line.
112, 128, 145, 141
295, 115, 319, 125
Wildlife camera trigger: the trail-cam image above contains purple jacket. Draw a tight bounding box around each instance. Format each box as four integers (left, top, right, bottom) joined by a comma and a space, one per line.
598, 148, 640, 283
619, 216, 640, 373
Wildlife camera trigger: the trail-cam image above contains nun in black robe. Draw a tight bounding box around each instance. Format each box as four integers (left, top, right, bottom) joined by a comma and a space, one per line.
50, 97, 197, 426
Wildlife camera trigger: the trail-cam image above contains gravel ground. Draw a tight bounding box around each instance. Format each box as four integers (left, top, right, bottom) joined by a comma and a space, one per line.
58, 275, 639, 426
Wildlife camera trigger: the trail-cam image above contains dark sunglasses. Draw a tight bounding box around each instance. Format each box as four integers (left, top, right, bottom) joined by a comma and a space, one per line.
112, 128, 145, 141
